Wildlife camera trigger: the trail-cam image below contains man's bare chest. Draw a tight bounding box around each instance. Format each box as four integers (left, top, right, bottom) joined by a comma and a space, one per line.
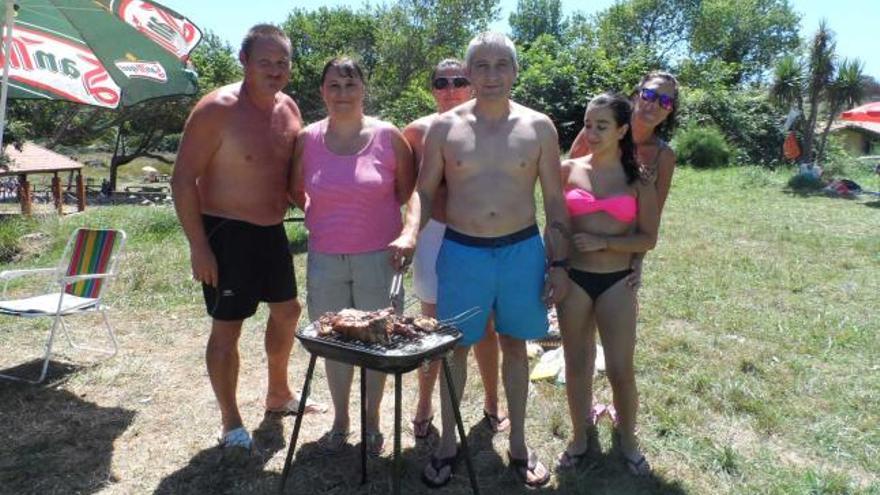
224, 113, 298, 162
442, 124, 541, 175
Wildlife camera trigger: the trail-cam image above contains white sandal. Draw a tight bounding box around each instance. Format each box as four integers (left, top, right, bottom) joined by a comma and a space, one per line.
219, 426, 253, 451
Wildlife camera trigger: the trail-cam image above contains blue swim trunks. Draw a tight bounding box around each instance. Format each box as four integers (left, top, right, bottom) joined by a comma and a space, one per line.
436, 224, 549, 346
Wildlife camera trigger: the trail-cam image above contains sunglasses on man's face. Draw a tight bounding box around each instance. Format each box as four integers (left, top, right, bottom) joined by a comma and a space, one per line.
432, 77, 470, 90
640, 88, 674, 110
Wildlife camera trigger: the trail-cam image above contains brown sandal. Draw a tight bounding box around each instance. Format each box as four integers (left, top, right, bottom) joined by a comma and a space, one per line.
412, 416, 434, 439
483, 409, 510, 433
316, 430, 351, 455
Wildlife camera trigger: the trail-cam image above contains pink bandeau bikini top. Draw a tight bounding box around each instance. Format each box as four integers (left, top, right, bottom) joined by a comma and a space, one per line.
565, 187, 637, 223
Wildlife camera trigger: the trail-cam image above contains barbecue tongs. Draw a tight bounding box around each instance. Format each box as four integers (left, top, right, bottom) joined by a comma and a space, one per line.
389, 271, 404, 314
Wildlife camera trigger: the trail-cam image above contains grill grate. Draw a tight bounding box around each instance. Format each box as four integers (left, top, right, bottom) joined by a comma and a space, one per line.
305, 325, 458, 353
297, 323, 462, 373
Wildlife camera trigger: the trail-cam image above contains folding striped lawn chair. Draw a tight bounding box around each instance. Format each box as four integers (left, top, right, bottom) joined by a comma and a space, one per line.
0, 228, 126, 383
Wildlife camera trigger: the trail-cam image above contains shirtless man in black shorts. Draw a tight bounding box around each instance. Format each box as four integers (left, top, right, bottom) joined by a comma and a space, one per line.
172, 24, 323, 451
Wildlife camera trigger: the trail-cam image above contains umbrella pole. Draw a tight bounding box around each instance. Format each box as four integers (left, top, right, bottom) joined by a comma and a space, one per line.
0, 0, 15, 153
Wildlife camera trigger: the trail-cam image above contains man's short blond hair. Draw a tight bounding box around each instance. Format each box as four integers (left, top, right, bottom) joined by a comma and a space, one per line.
464, 32, 518, 72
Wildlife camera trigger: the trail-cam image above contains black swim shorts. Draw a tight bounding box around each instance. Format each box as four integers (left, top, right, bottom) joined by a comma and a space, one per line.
201, 214, 297, 321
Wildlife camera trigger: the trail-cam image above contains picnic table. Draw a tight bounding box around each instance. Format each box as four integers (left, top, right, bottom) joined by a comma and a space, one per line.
123, 185, 170, 200
124, 185, 169, 193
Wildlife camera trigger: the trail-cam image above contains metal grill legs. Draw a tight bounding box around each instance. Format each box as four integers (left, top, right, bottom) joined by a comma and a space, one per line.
361, 366, 367, 483
278, 354, 318, 494
441, 357, 480, 495
278, 355, 480, 494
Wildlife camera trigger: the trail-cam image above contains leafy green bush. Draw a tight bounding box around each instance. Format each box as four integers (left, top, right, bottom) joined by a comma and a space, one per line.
378, 79, 434, 128
819, 134, 862, 179
513, 34, 653, 150
673, 126, 731, 168
677, 88, 785, 167
513, 35, 588, 148
786, 172, 824, 192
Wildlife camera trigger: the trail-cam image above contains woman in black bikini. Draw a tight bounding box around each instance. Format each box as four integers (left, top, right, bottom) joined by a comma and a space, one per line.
560, 71, 678, 473
555, 93, 660, 475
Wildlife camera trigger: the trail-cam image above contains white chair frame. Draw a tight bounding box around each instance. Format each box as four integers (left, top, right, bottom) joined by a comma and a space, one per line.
0, 228, 126, 383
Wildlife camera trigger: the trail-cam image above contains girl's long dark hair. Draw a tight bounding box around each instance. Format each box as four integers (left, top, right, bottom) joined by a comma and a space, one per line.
588, 93, 639, 185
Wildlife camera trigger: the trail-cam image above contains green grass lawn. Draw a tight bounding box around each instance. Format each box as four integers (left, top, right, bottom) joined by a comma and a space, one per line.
0, 165, 877, 494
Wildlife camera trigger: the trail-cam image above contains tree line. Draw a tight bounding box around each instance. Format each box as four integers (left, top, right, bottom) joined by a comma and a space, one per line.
6, 0, 876, 188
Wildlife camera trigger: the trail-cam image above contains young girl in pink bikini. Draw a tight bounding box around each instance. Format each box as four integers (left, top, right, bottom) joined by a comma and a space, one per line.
555, 93, 660, 475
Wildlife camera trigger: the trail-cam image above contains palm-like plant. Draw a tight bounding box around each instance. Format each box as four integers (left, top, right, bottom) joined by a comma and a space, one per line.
770, 54, 804, 112
817, 58, 865, 161
802, 20, 835, 166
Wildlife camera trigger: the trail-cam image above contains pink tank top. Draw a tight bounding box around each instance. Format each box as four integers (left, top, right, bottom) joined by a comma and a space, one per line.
302, 119, 402, 254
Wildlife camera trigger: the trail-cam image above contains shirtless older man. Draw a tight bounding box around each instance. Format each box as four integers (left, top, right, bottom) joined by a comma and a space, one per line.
417, 33, 570, 488
172, 24, 322, 451
404, 58, 510, 440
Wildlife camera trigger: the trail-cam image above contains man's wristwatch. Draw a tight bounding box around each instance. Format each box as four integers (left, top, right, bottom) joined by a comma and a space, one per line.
549, 258, 569, 269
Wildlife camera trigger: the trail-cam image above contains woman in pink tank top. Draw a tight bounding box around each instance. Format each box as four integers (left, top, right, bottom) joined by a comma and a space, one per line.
290, 57, 416, 455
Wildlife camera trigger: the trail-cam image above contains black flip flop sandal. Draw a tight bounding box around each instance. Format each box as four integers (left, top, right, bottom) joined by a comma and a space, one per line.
422, 450, 458, 488
508, 450, 551, 488
556, 448, 591, 470
623, 452, 652, 476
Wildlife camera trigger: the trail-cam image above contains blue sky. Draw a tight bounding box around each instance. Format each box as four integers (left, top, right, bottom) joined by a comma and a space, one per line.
161, 0, 879, 81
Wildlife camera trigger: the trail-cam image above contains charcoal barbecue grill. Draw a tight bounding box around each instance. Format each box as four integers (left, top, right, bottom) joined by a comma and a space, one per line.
297, 321, 462, 372
278, 320, 480, 495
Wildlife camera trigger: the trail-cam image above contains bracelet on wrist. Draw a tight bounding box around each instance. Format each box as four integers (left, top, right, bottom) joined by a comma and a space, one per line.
549, 258, 569, 269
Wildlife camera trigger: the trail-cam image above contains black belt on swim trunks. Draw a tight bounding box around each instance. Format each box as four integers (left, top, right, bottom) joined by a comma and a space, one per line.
444, 224, 539, 248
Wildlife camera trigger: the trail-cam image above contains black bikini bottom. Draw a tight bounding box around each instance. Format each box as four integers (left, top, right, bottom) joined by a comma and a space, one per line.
568, 268, 633, 301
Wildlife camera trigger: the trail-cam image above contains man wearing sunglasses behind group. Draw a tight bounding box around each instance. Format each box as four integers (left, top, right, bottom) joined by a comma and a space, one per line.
416, 33, 570, 488
403, 58, 511, 443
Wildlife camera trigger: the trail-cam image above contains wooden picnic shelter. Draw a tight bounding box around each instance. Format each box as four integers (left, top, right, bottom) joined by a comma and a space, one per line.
0, 142, 86, 215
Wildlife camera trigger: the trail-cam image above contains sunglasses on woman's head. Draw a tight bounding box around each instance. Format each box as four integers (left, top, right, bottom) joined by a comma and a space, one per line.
640, 88, 674, 110
432, 77, 470, 90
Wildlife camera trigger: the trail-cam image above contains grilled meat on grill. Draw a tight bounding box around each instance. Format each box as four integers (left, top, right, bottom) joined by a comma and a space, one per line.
318, 308, 439, 344
397, 315, 439, 333
318, 308, 394, 344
